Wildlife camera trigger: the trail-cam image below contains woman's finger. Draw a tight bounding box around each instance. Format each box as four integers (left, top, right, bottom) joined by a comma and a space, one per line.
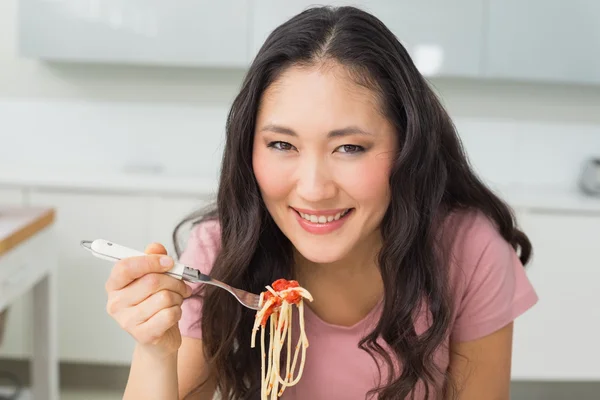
134, 305, 183, 345
135, 290, 185, 325
145, 242, 167, 255
106, 273, 191, 315
114, 290, 183, 332
105, 254, 174, 292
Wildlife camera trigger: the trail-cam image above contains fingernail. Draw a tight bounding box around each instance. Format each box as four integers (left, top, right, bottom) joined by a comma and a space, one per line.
160, 256, 173, 268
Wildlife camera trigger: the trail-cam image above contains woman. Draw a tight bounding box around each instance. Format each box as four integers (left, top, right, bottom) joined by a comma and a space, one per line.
105, 6, 538, 400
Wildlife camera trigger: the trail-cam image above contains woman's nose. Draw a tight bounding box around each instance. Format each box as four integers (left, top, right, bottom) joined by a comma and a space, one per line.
295, 159, 337, 203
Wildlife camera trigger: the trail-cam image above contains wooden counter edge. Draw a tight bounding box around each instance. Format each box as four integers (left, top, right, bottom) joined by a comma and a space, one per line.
0, 208, 56, 257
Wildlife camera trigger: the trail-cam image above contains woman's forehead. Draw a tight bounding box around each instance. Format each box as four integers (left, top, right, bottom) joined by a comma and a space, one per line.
257, 64, 386, 133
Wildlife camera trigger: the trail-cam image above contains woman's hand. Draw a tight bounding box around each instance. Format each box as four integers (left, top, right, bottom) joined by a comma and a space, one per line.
105, 243, 193, 359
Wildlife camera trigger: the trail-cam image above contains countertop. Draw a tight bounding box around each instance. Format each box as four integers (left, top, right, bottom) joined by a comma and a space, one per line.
1, 167, 600, 213
490, 184, 600, 213
0, 167, 218, 197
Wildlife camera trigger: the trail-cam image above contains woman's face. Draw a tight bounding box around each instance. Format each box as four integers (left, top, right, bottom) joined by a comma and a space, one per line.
252, 63, 397, 265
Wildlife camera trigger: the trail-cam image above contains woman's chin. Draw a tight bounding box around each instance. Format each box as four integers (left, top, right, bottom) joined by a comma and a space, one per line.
294, 245, 349, 265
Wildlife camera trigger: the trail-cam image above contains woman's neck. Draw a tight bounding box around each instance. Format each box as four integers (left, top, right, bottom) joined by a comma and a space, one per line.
293, 233, 384, 327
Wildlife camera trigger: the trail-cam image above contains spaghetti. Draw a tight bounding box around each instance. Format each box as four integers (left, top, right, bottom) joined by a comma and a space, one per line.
251, 279, 313, 399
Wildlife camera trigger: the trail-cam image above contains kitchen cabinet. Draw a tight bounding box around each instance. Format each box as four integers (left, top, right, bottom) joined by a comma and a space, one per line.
0, 188, 24, 206
18, 0, 251, 67
15, 0, 600, 86
511, 210, 600, 380
250, 0, 485, 77
27, 190, 153, 364
485, 0, 600, 85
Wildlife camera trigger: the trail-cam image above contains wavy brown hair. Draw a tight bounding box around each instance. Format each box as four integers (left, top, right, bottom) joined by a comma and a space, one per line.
174, 5, 531, 400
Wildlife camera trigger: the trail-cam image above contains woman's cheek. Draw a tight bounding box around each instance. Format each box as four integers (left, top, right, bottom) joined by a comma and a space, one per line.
253, 149, 295, 199
337, 156, 392, 198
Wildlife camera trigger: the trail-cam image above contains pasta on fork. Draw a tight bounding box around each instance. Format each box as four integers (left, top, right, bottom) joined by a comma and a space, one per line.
251, 279, 313, 399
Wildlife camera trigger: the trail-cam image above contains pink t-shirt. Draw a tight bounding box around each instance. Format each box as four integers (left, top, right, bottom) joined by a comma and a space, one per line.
178, 211, 538, 399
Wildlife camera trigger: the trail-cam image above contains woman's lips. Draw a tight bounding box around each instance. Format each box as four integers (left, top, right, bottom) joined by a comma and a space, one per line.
292, 207, 354, 234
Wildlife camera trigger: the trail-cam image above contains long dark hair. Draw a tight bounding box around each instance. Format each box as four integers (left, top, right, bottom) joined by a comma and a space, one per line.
174, 5, 531, 400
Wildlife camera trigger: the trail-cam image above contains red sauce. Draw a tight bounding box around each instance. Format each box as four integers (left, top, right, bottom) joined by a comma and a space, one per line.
259, 279, 302, 326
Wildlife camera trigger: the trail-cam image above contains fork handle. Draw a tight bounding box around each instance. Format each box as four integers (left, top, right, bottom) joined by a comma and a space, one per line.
90, 239, 186, 278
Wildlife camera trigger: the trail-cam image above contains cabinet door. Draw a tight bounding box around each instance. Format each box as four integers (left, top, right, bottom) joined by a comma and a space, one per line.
0, 188, 27, 359
0, 188, 24, 206
486, 0, 600, 84
19, 0, 251, 67
29, 190, 153, 364
250, 0, 484, 77
512, 210, 600, 380
148, 195, 213, 258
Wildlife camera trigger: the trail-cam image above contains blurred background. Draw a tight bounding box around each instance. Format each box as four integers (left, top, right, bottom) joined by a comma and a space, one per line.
0, 1, 599, 399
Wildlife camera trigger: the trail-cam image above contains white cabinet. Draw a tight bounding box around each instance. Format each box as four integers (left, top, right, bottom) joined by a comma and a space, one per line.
19, 0, 251, 67
485, 0, 600, 85
511, 210, 600, 380
0, 188, 24, 206
28, 190, 153, 364
250, 0, 485, 77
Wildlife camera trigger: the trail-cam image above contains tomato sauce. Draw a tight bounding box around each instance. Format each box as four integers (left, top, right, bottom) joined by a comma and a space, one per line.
259, 279, 302, 326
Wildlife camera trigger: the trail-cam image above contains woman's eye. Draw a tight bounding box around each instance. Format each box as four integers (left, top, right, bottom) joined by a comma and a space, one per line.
267, 141, 295, 151
336, 144, 365, 154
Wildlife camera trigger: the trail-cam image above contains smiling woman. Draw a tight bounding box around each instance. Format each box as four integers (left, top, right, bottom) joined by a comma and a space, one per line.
171, 5, 537, 400
106, 5, 538, 400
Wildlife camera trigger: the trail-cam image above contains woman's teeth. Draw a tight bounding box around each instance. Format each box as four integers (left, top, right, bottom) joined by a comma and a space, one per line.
298, 209, 350, 224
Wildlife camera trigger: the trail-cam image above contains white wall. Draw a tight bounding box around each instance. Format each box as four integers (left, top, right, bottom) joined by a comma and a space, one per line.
2, 0, 600, 188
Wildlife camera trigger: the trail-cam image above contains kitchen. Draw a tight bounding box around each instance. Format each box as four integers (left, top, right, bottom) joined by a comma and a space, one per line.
1, 0, 599, 399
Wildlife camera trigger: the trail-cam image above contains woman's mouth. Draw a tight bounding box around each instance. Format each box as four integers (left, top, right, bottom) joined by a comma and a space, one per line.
291, 207, 354, 234
297, 208, 351, 224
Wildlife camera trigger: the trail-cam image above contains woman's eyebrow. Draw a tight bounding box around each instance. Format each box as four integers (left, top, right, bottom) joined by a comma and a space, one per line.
328, 126, 373, 138
260, 124, 297, 136
260, 124, 374, 138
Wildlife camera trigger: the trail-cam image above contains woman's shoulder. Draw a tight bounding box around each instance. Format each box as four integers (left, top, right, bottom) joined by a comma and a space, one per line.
441, 209, 510, 266
191, 217, 221, 245
440, 208, 522, 303
178, 218, 221, 338
178, 218, 222, 274
443, 208, 500, 239
441, 209, 538, 342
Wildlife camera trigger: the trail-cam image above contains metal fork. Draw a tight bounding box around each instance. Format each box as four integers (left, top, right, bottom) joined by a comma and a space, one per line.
80, 239, 261, 310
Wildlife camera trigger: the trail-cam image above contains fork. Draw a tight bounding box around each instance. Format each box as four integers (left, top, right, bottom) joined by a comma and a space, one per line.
80, 239, 261, 310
